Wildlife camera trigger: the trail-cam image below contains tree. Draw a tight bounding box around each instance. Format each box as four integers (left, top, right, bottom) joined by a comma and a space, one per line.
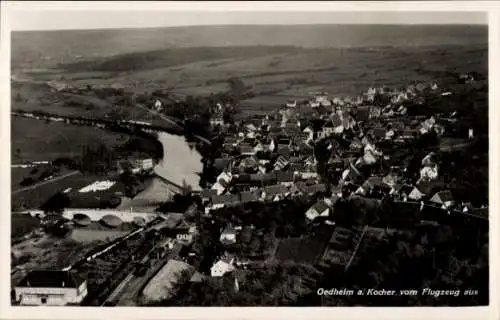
41, 192, 71, 213
119, 170, 142, 198
182, 179, 193, 195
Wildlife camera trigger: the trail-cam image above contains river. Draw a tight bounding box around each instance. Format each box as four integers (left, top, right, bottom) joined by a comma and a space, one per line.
153, 132, 203, 192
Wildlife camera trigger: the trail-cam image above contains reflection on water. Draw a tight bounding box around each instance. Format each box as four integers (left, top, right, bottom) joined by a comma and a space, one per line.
154, 132, 203, 191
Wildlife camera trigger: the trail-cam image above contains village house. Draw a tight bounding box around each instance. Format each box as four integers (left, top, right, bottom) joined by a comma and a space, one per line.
276, 171, 295, 187
211, 171, 233, 195
276, 146, 292, 158
320, 121, 335, 138
238, 156, 259, 172
220, 225, 239, 246
200, 189, 217, 205
176, 225, 197, 244
390, 184, 415, 201
286, 99, 297, 108
210, 116, 224, 127
399, 129, 417, 141
408, 181, 438, 201
340, 163, 363, 184
15, 270, 87, 306
299, 167, 319, 180
371, 128, 387, 141
240, 191, 260, 204
349, 138, 364, 150
429, 190, 455, 209
261, 184, 290, 202
239, 143, 256, 156
238, 225, 255, 245
273, 155, 290, 171
211, 253, 236, 277
327, 153, 344, 171
205, 194, 240, 214
382, 173, 399, 187
223, 136, 239, 147
302, 183, 328, 197
302, 125, 315, 140
356, 176, 391, 199
305, 198, 334, 221
253, 141, 265, 153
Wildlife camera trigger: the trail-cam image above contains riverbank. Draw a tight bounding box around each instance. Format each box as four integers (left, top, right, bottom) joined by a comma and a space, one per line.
154, 132, 203, 192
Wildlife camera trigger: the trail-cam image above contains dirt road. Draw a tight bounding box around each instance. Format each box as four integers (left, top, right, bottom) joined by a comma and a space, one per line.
11, 170, 80, 195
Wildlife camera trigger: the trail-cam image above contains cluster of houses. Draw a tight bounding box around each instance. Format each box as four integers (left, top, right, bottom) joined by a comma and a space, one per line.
200, 81, 488, 279
13, 77, 487, 304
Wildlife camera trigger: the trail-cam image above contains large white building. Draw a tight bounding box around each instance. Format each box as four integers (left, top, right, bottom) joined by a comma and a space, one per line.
15, 270, 88, 306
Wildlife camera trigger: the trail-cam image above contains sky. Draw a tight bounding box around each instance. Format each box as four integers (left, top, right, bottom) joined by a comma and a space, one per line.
8, 6, 488, 31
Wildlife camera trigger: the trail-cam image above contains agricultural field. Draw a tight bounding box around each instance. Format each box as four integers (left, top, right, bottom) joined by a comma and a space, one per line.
11, 25, 487, 120
11, 117, 129, 163
11, 167, 34, 189
11, 214, 41, 243
11, 172, 126, 211
70, 228, 128, 243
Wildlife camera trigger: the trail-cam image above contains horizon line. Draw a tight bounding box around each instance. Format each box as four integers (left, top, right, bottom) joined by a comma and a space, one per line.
11, 22, 488, 32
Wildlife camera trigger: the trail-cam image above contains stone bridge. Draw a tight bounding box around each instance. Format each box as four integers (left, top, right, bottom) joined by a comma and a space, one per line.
17, 209, 158, 224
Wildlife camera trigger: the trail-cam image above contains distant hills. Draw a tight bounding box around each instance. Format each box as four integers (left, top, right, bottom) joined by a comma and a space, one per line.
12, 24, 487, 70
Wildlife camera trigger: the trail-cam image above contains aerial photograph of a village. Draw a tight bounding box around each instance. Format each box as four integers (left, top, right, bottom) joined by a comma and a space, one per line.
7, 4, 490, 308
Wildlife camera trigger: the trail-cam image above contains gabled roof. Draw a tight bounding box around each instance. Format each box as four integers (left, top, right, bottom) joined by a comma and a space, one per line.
220, 253, 236, 264
354, 107, 370, 122
328, 153, 343, 165
239, 226, 254, 243
214, 158, 231, 171
305, 184, 327, 194
289, 156, 302, 163
264, 184, 289, 196
273, 155, 290, 170
310, 200, 331, 214
291, 181, 308, 194
217, 177, 231, 188
239, 144, 255, 154
289, 162, 306, 172
401, 129, 417, 137
222, 225, 238, 235
390, 122, 405, 131
239, 156, 258, 168
223, 137, 238, 145
212, 194, 240, 206
200, 189, 217, 199
276, 171, 294, 182
392, 184, 413, 194
330, 115, 343, 127
240, 191, 260, 203
372, 128, 386, 138
414, 181, 438, 195
250, 173, 277, 183
363, 176, 389, 189
17, 270, 85, 288
430, 190, 454, 204
277, 147, 291, 158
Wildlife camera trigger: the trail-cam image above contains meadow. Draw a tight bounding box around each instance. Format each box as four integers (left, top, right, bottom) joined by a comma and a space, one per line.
11, 117, 130, 163
11, 172, 124, 211
11, 25, 487, 118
